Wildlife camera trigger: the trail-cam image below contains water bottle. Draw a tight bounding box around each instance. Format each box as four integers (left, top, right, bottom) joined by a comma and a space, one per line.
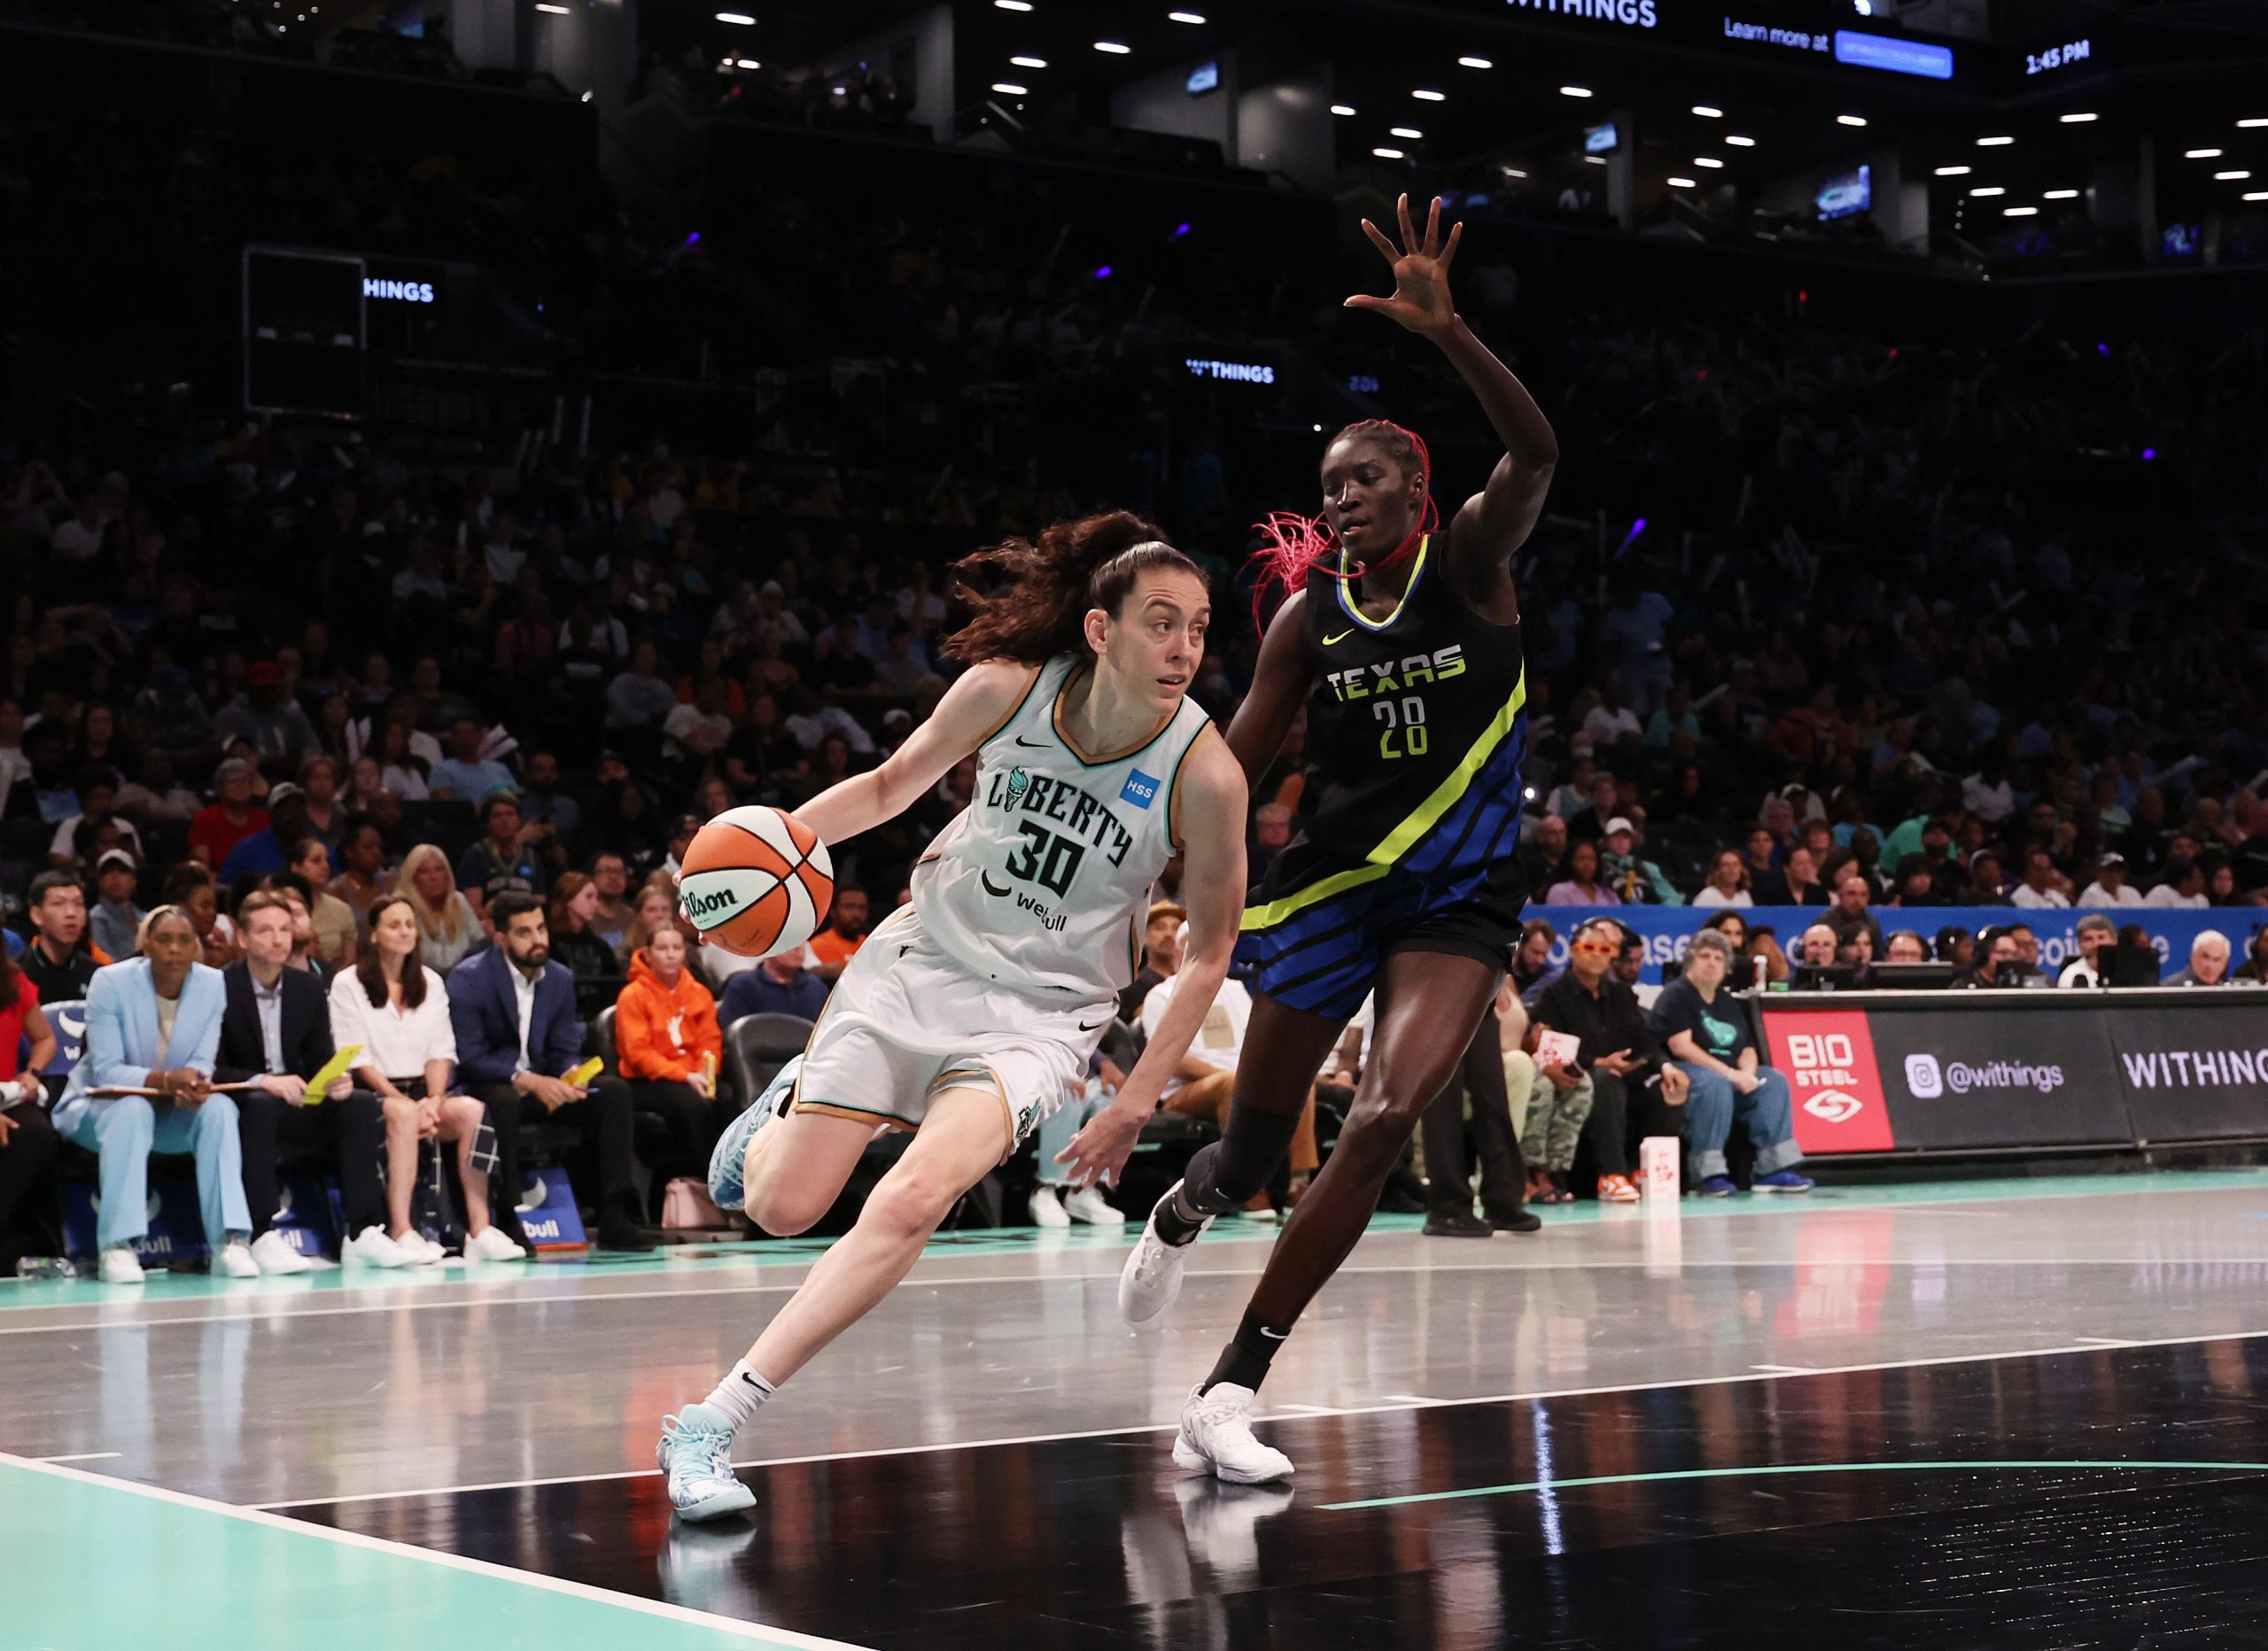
1751, 955, 1767, 994
15, 1256, 77, 1281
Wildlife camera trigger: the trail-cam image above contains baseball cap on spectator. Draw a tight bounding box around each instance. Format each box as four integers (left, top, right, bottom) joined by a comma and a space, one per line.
247, 661, 283, 687
1604, 817, 1634, 839
2098, 852, 2127, 871
882, 708, 913, 733
266, 782, 303, 805
96, 849, 137, 875
1147, 899, 1187, 926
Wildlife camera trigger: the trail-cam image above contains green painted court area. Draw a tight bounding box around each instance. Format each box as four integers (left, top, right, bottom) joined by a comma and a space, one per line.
1, 1454, 848, 1651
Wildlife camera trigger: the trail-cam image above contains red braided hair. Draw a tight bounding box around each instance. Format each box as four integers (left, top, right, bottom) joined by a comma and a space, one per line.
1249, 419, 1438, 624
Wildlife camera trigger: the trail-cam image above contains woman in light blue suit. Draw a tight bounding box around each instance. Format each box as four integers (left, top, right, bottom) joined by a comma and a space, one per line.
52, 906, 257, 1283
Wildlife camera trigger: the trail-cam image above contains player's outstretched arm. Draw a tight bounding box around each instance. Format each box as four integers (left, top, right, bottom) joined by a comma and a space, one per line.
792, 661, 1037, 847
1347, 192, 1557, 580
1054, 728, 1248, 1189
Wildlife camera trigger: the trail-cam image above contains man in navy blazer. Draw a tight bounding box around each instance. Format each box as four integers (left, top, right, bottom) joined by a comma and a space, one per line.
214, 891, 390, 1271
449, 891, 650, 1251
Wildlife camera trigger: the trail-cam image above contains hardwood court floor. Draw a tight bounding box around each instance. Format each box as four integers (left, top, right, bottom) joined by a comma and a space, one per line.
8, 1170, 2268, 1647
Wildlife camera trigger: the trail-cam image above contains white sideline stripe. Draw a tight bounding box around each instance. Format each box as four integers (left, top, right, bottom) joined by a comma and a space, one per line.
12, 1253, 2268, 1337
1751, 1364, 1814, 1375
0, 1451, 874, 1650
249, 1326, 2268, 1513
34, 1450, 121, 1462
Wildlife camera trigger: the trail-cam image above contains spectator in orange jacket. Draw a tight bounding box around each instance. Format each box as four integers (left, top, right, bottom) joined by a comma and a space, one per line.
615, 922, 726, 1158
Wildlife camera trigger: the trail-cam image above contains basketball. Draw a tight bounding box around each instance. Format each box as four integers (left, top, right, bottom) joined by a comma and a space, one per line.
675, 805, 836, 958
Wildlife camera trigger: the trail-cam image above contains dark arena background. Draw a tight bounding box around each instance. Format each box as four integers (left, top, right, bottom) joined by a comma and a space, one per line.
5, 1, 2268, 1646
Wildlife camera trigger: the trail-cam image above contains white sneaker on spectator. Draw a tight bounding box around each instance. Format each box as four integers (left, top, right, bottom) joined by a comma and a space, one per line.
250, 1230, 315, 1275
1174, 1383, 1294, 1484
1028, 1187, 1071, 1228
214, 1240, 261, 1278
1119, 1180, 1211, 1329
100, 1247, 146, 1285
401, 1230, 449, 1265
343, 1226, 415, 1268
464, 1226, 529, 1263
1063, 1185, 1125, 1226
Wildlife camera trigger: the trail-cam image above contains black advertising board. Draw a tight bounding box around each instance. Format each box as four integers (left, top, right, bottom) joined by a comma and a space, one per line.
1861, 1004, 2132, 1151
2107, 1001, 2268, 1143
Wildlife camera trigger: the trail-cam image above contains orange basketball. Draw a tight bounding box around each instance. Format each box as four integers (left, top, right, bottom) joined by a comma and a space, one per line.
675, 805, 836, 958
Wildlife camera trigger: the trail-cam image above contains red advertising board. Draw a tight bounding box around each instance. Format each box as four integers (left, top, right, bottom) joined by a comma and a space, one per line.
1761, 1008, 1897, 1154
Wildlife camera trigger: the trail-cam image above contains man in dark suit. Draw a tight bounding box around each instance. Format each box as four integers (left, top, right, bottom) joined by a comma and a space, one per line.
216, 891, 391, 1272
450, 891, 650, 1251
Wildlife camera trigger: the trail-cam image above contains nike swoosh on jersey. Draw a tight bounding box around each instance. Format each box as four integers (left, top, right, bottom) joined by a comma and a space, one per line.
1014, 734, 1048, 748
981, 872, 1014, 897
1077, 1018, 1108, 1032
1322, 629, 1355, 646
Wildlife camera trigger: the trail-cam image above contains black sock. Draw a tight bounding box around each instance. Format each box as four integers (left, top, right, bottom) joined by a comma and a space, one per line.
1199, 1308, 1289, 1395
1153, 1182, 1208, 1246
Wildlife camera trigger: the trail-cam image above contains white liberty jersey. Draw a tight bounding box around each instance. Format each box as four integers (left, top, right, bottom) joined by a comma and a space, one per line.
912, 654, 1215, 1007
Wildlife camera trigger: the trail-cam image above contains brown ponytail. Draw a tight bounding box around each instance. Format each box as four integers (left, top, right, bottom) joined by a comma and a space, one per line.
942, 511, 1203, 666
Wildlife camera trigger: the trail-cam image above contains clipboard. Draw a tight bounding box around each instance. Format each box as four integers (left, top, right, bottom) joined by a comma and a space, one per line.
89, 1081, 259, 1098
303, 1044, 364, 1102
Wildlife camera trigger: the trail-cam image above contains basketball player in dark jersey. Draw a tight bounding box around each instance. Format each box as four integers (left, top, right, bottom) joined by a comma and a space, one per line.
1121, 195, 1568, 1481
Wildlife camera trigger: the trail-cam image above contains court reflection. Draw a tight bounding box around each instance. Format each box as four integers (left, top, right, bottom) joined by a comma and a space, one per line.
297, 1337, 2268, 1649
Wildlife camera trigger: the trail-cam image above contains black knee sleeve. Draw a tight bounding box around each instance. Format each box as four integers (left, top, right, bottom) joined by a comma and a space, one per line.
1183, 1105, 1304, 1216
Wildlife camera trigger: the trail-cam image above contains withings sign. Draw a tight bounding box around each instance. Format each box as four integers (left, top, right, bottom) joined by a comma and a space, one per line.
1186, 357, 1274, 384
1505, 0, 1658, 27
364, 276, 437, 304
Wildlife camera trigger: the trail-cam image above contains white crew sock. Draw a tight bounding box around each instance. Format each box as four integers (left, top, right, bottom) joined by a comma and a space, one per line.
703, 1360, 775, 1432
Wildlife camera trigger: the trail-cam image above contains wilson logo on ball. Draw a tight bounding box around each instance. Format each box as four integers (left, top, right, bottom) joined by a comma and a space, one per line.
683, 886, 747, 920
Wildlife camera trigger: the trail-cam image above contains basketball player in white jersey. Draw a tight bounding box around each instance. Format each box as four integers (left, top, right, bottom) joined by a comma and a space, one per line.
657, 513, 1249, 1521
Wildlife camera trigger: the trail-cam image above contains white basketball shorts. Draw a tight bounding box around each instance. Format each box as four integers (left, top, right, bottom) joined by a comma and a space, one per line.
790, 903, 1108, 1163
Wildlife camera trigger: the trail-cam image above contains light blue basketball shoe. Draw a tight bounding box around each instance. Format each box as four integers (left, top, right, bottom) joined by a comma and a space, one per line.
708, 1056, 802, 1213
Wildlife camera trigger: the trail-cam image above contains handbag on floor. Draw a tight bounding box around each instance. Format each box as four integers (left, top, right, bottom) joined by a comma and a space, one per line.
660, 1176, 726, 1229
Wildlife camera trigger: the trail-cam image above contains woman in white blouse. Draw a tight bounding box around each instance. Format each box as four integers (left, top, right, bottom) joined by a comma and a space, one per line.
399, 842, 481, 975
328, 895, 524, 1265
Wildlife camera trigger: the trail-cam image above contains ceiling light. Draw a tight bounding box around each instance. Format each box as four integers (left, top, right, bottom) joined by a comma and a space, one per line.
2247, 190, 2268, 201
1970, 186, 2006, 197
1977, 136, 2015, 146
1934, 165, 1972, 176
2059, 112, 2098, 123
1692, 105, 1723, 119
1390, 127, 1423, 139
1837, 114, 1868, 127
2043, 189, 2079, 199
994, 0, 1032, 9
2004, 206, 2038, 217
1168, 9, 1207, 20
534, 3, 568, 12
1010, 55, 1046, 67
2217, 170, 2253, 180
2186, 148, 2223, 159
1500, 166, 1528, 178
1414, 89, 1448, 101
1666, 175, 1698, 188
1694, 157, 1726, 169
1094, 40, 1131, 53
991, 81, 1027, 95
2241, 119, 2268, 129
1584, 154, 1607, 165
715, 10, 754, 21
1372, 147, 1405, 159
735, 58, 760, 68
1331, 105, 1356, 116
1559, 85, 1592, 98
1458, 56, 1494, 69
1726, 135, 1756, 147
